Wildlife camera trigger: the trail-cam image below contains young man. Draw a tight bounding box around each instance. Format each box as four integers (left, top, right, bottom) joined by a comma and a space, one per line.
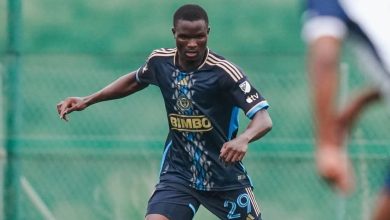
302, 0, 390, 219
57, 4, 272, 220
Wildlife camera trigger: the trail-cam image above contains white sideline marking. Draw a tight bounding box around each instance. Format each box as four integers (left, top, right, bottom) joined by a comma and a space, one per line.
20, 176, 56, 220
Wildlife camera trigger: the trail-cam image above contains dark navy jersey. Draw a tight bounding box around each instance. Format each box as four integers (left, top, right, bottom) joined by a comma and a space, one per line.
136, 48, 269, 191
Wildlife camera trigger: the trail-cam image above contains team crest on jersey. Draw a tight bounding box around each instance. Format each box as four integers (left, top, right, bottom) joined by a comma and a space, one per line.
239, 81, 251, 94
176, 94, 192, 111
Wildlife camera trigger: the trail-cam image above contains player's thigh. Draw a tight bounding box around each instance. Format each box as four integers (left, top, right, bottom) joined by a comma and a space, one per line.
200, 187, 262, 220
146, 185, 200, 220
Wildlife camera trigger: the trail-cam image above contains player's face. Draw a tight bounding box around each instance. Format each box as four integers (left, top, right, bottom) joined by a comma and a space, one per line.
173, 19, 209, 69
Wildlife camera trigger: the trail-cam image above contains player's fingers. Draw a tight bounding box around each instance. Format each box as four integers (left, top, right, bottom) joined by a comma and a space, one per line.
237, 152, 246, 162
59, 104, 69, 118
322, 173, 349, 195
320, 161, 354, 195
61, 104, 80, 121
60, 112, 68, 121
59, 104, 72, 121
231, 153, 241, 163
59, 106, 69, 119
224, 150, 236, 163
59, 110, 66, 120
219, 144, 228, 158
56, 102, 63, 115
59, 100, 72, 116
65, 105, 78, 114
321, 174, 338, 188
63, 113, 69, 122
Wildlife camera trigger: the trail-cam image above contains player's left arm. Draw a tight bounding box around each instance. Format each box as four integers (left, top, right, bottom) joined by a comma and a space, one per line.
57, 71, 146, 121
220, 109, 272, 163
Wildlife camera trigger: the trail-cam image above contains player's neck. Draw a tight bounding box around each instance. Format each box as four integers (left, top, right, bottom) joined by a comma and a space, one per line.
178, 60, 200, 72
177, 52, 207, 72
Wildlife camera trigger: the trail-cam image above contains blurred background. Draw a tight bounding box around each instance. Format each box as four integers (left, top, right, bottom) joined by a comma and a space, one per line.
0, 0, 389, 219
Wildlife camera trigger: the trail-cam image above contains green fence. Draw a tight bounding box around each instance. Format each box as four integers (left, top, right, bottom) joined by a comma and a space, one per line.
1, 0, 390, 219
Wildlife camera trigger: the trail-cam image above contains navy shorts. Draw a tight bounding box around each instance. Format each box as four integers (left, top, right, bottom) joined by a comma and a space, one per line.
146, 183, 262, 220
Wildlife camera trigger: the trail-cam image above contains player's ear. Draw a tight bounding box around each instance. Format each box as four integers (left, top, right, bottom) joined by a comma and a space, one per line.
172, 27, 176, 38
207, 27, 210, 34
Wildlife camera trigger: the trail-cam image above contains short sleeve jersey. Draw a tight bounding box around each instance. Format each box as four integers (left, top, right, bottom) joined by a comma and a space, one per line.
136, 48, 269, 191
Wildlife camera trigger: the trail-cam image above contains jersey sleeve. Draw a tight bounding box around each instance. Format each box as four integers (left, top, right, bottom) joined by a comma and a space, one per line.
223, 72, 269, 119
135, 52, 158, 85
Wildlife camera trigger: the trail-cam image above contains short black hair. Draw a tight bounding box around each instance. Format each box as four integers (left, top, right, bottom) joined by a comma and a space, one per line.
173, 4, 209, 27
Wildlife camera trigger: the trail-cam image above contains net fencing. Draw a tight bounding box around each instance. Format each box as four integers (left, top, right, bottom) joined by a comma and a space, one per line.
1, 0, 390, 220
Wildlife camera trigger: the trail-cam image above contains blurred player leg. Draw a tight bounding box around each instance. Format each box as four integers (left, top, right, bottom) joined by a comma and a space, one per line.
372, 189, 390, 220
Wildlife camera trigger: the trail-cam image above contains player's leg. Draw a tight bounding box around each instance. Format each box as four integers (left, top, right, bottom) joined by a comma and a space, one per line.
317, 89, 381, 194
145, 184, 200, 220
198, 187, 261, 220
335, 88, 381, 146
372, 171, 390, 220
372, 190, 390, 220
307, 35, 357, 194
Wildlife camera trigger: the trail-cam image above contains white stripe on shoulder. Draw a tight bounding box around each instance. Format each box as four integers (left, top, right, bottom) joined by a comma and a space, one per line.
205, 60, 238, 82
154, 48, 176, 53
207, 54, 243, 80
148, 49, 176, 60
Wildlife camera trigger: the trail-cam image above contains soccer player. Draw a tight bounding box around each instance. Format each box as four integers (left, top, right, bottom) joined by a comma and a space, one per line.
302, 0, 390, 219
57, 4, 272, 220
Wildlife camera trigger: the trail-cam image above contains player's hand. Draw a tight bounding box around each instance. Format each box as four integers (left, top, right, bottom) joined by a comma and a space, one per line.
316, 146, 355, 195
219, 136, 249, 164
56, 97, 87, 121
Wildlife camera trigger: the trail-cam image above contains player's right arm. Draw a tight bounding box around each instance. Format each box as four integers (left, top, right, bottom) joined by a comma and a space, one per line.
57, 71, 147, 121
